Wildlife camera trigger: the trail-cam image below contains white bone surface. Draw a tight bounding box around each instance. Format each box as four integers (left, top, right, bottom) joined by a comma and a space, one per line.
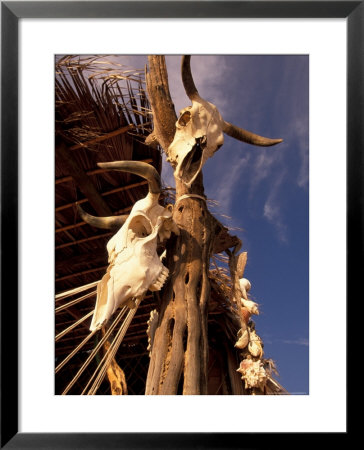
168, 96, 224, 186
237, 358, 267, 390
247, 329, 263, 358
239, 278, 252, 300
147, 309, 159, 357
241, 298, 259, 315
89, 193, 177, 331
234, 327, 249, 349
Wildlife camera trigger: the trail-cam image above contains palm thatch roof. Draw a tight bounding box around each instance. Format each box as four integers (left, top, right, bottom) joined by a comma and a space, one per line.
55, 55, 162, 394
54, 55, 287, 396
55, 56, 159, 290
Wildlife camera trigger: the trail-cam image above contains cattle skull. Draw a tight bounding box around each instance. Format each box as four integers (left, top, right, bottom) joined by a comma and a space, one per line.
168, 97, 225, 186
78, 161, 179, 331
167, 56, 283, 186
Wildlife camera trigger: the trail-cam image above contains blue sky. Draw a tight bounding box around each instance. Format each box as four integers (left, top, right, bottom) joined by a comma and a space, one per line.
116, 54, 309, 394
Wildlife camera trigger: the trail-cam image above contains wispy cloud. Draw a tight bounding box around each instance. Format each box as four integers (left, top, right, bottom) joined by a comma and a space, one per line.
271, 57, 309, 191
279, 338, 309, 347
261, 334, 309, 347
249, 150, 282, 196
263, 168, 288, 243
116, 55, 307, 246
211, 153, 251, 214
263, 199, 288, 244
295, 118, 309, 189
166, 55, 232, 115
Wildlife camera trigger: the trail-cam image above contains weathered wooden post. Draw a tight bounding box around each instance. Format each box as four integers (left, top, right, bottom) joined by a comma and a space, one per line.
144, 55, 282, 394
75, 55, 282, 395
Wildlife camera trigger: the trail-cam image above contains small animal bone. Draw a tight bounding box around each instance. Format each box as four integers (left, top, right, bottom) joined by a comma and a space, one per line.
147, 309, 159, 357
237, 357, 267, 390
239, 277, 251, 300
238, 277, 259, 315
241, 299, 259, 316
234, 327, 249, 349
247, 328, 263, 358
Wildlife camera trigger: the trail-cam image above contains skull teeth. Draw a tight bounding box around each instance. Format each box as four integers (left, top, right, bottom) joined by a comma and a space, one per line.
149, 266, 169, 291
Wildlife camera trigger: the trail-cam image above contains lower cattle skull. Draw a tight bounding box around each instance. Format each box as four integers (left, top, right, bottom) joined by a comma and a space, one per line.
78, 161, 179, 331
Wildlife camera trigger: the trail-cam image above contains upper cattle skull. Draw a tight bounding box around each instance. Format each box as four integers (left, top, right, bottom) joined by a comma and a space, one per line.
78, 161, 179, 331
168, 96, 225, 186
167, 56, 283, 186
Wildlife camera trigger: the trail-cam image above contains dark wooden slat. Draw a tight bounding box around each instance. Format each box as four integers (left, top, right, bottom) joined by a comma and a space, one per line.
69, 123, 152, 150
56, 248, 107, 272
55, 181, 147, 212
55, 206, 133, 234
64, 306, 91, 333
55, 232, 113, 250
56, 140, 112, 216
55, 266, 108, 283
55, 218, 75, 242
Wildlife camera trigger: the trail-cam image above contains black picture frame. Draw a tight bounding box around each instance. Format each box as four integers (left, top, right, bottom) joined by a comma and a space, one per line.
1, 1, 358, 448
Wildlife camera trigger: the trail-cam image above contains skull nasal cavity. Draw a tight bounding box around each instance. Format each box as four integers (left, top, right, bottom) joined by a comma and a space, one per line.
178, 111, 191, 127
129, 216, 152, 238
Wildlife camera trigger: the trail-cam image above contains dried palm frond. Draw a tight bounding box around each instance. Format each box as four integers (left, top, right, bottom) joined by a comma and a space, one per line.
208, 254, 241, 343
56, 55, 153, 148
55, 56, 161, 395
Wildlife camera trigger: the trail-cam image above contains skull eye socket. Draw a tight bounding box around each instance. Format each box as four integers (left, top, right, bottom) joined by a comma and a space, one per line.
178, 111, 191, 127
179, 140, 203, 185
128, 215, 152, 239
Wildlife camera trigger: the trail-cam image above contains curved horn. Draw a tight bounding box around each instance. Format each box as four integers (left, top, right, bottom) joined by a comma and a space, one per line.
223, 121, 283, 147
77, 203, 128, 230
181, 55, 199, 100
97, 161, 161, 194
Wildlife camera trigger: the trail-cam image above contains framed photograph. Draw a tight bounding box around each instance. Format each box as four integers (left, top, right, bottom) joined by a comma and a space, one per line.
2, 1, 358, 447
